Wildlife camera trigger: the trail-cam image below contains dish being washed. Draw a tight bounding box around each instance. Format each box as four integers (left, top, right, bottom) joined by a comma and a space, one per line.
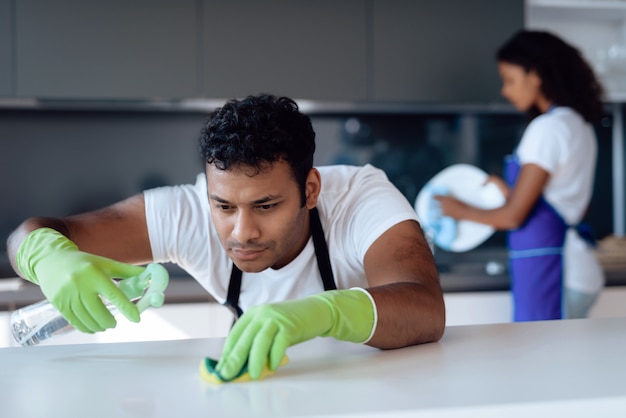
415, 164, 506, 252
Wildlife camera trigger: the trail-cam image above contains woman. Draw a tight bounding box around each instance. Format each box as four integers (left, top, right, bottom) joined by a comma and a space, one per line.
436, 30, 606, 321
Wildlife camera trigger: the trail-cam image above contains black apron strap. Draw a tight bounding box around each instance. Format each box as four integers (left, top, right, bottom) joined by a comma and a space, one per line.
223, 266, 243, 319
310, 207, 338, 292
224, 206, 336, 320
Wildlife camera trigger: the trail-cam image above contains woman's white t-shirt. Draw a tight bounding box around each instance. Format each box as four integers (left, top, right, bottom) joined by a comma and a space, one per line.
516, 107, 604, 293
144, 164, 419, 310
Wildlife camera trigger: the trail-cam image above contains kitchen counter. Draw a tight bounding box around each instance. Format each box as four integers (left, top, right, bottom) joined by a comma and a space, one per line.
1, 316, 625, 417
2, 266, 626, 311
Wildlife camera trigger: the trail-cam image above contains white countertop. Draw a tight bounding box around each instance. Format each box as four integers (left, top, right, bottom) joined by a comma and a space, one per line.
1, 316, 626, 417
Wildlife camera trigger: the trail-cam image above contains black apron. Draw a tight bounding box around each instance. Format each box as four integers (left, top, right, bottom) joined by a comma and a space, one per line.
223, 207, 337, 319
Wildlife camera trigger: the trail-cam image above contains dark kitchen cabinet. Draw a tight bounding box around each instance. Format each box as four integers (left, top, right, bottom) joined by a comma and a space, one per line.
0, 0, 12, 97
371, 0, 524, 103
201, 0, 368, 101
7, 0, 523, 103
15, 0, 199, 99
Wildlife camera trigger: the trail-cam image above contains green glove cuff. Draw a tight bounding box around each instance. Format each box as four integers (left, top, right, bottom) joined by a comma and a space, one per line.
16, 228, 78, 285
314, 287, 378, 344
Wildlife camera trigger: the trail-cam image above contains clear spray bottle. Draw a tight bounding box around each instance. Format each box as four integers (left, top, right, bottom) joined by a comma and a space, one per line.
10, 263, 169, 347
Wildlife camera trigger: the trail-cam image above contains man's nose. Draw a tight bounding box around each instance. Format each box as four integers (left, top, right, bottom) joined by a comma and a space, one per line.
231, 210, 261, 242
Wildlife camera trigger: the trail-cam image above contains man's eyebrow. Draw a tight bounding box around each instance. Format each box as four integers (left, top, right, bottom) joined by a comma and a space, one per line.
208, 194, 229, 204
252, 195, 281, 205
208, 194, 282, 205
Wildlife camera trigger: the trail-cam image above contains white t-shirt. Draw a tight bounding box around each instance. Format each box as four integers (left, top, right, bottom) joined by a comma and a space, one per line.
516, 107, 604, 293
144, 164, 419, 309
516, 106, 596, 225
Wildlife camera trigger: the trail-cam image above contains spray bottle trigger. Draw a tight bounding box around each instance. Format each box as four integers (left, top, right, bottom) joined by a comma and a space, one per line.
118, 263, 170, 313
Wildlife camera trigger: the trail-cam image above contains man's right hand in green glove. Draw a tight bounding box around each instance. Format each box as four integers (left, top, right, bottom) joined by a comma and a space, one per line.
15, 227, 144, 333
215, 288, 377, 381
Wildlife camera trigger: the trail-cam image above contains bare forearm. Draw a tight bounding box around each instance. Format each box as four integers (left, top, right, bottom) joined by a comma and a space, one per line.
459, 205, 522, 230
361, 219, 446, 348
438, 164, 549, 230
7, 194, 153, 274
366, 281, 446, 349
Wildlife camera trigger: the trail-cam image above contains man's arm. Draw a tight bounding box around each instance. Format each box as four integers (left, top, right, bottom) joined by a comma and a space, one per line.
212, 218, 445, 382
364, 219, 445, 349
6, 194, 154, 333
7, 194, 153, 276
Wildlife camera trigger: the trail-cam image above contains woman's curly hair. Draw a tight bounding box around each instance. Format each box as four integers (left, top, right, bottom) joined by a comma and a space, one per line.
497, 30, 605, 123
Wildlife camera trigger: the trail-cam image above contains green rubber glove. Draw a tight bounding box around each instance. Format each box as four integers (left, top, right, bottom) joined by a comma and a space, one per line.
16, 228, 144, 333
215, 288, 377, 381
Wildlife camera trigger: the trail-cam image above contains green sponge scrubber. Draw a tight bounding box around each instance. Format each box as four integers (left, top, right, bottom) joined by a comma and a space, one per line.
199, 356, 289, 384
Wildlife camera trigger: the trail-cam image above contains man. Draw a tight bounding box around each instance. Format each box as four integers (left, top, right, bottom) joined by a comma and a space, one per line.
8, 94, 445, 381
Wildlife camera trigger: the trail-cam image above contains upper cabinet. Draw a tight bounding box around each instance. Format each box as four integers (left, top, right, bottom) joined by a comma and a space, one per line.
0, 0, 13, 97
371, 0, 524, 103
6, 1, 524, 103
15, 0, 199, 100
526, 0, 626, 101
201, 0, 368, 101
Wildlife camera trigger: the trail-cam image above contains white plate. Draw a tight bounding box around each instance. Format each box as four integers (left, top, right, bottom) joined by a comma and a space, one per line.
415, 164, 506, 252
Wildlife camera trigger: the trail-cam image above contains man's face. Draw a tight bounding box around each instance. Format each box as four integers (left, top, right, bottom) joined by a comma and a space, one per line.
206, 160, 315, 272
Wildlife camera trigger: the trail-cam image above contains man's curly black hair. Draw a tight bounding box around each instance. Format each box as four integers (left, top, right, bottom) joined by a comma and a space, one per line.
199, 94, 316, 206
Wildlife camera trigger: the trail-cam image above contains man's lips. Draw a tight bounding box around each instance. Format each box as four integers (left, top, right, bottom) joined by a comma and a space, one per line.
231, 247, 265, 261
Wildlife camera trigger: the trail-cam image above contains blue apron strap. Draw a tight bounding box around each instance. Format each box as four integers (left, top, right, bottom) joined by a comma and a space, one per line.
574, 223, 597, 248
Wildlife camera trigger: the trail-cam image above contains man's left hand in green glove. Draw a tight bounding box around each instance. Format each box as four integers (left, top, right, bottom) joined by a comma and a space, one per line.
214, 288, 377, 381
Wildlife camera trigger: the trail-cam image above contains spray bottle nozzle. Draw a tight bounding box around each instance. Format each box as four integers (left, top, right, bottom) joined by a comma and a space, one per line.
118, 263, 169, 313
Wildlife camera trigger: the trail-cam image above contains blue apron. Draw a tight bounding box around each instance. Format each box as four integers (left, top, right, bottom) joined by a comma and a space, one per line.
505, 155, 567, 321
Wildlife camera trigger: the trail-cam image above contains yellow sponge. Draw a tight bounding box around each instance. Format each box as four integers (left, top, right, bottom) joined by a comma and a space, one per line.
199, 356, 289, 384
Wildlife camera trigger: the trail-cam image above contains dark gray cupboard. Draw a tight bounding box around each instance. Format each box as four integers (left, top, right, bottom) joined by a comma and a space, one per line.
1, 0, 523, 102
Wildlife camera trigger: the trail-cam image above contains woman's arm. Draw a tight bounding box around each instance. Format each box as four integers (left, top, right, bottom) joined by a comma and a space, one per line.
435, 163, 550, 230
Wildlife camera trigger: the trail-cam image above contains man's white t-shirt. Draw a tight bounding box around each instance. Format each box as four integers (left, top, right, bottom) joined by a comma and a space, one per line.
516, 106, 604, 293
144, 164, 419, 310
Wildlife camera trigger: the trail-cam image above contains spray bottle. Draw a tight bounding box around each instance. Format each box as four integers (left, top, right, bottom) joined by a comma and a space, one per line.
10, 263, 169, 347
